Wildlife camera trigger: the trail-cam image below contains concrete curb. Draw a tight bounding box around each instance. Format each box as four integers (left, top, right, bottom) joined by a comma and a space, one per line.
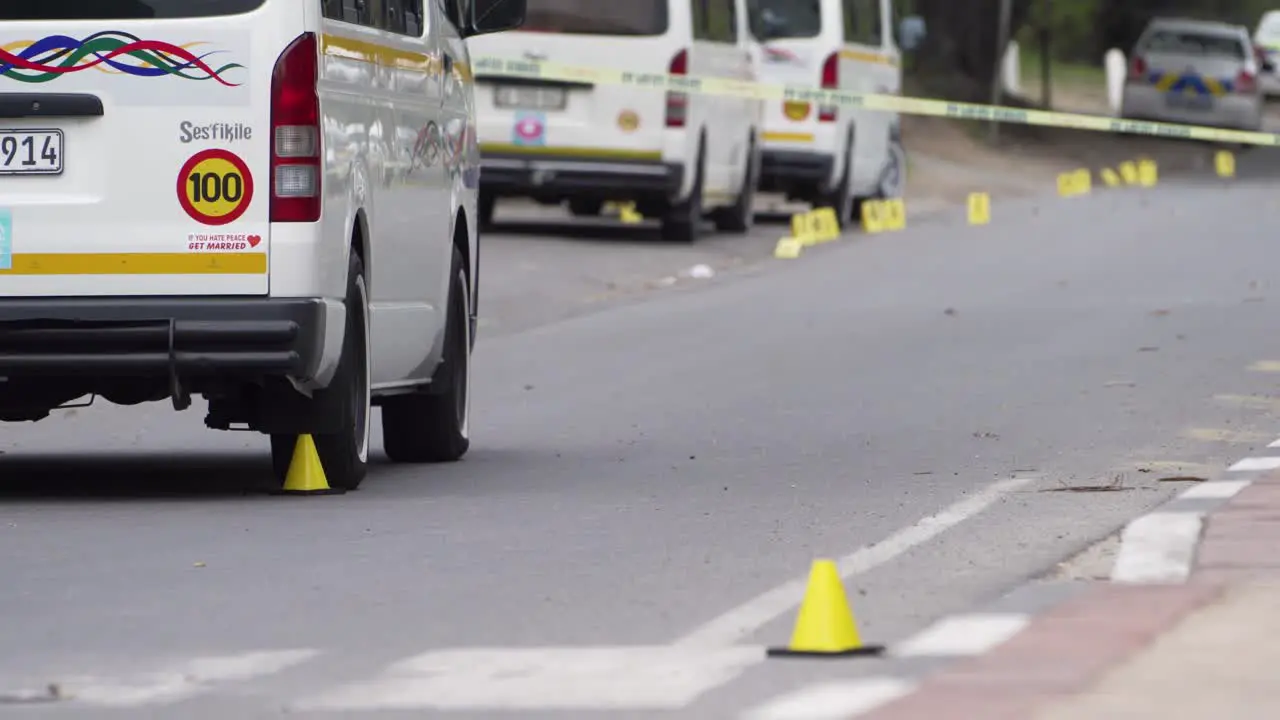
1111, 446, 1280, 584
741, 441, 1280, 719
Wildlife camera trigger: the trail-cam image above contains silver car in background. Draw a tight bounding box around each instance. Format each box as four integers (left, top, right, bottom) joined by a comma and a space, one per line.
1120, 18, 1269, 131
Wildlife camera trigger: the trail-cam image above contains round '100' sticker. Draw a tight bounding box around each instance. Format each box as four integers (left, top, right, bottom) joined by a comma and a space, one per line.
177, 148, 254, 226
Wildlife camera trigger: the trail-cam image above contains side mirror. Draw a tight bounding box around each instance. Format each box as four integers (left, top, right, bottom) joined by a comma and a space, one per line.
897, 15, 926, 51
466, 0, 526, 37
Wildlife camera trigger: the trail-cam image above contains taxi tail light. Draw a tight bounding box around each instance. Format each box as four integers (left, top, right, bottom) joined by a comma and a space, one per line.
819, 52, 838, 121
271, 32, 322, 223
1129, 55, 1147, 80
666, 49, 688, 128
1238, 69, 1258, 93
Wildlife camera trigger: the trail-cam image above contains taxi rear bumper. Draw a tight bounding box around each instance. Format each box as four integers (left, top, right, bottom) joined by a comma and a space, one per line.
1120, 84, 1263, 131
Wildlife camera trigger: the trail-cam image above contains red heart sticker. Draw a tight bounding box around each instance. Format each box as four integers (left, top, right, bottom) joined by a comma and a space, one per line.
247, 234, 261, 247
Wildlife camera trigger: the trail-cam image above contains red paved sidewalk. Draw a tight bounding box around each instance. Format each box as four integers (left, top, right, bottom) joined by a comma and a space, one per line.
861, 470, 1280, 719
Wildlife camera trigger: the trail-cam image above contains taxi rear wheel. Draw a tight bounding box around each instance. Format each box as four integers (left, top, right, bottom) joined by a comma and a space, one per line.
269, 252, 372, 491
381, 246, 471, 463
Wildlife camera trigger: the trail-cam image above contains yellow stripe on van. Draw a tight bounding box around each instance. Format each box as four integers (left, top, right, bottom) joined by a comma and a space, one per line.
320, 34, 440, 74
762, 131, 814, 143
479, 143, 662, 160
0, 253, 266, 275
838, 49, 897, 66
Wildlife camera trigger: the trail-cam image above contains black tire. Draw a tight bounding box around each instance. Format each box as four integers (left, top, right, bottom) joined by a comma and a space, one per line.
661, 147, 705, 243
818, 143, 856, 229
568, 198, 604, 217
380, 246, 471, 463
873, 135, 907, 200
478, 191, 496, 229
712, 137, 758, 233
270, 252, 372, 490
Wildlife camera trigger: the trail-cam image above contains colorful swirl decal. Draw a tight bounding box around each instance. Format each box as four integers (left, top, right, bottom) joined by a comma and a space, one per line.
0, 31, 243, 86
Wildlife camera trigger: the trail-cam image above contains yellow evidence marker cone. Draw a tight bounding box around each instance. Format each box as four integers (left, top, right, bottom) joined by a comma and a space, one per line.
276, 434, 342, 495
967, 192, 990, 225
1215, 150, 1235, 179
774, 237, 803, 259
767, 559, 884, 658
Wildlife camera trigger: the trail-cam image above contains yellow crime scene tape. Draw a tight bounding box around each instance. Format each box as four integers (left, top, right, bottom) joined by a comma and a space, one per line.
472, 56, 1280, 147
470, 56, 1259, 258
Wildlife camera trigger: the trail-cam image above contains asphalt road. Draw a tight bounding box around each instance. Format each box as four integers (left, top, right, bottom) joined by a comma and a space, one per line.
5, 156, 1280, 718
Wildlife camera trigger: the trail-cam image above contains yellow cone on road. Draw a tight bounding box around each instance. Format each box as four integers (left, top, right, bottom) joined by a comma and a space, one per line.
967, 192, 990, 225
767, 559, 884, 658
1215, 150, 1235, 179
277, 434, 340, 495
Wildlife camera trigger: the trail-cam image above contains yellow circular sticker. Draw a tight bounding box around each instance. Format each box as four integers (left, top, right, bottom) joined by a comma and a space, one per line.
783, 101, 811, 121
177, 149, 254, 226
618, 110, 639, 132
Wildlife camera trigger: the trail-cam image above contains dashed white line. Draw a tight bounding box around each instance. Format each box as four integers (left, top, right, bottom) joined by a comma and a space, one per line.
673, 476, 1035, 647
1179, 479, 1251, 500
1268, 437, 1280, 448
296, 646, 763, 711
1227, 457, 1280, 472
893, 613, 1029, 657
58, 650, 319, 707
1111, 511, 1202, 583
741, 678, 916, 720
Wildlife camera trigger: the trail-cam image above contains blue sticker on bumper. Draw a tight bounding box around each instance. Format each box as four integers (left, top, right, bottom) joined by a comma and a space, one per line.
0, 209, 11, 270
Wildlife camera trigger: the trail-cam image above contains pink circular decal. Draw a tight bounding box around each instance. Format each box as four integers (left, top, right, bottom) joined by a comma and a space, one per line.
515, 116, 543, 140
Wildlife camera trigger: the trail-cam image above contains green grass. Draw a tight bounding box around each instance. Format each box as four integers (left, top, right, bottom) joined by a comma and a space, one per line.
1018, 52, 1106, 91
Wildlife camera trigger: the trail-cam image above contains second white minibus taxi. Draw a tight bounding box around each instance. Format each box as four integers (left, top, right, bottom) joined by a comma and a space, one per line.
467, 0, 764, 242
748, 0, 908, 227
0, 0, 525, 490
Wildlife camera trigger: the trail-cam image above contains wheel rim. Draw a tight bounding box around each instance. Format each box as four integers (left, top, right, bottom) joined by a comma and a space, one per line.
454, 269, 470, 439
879, 140, 906, 198
353, 273, 372, 464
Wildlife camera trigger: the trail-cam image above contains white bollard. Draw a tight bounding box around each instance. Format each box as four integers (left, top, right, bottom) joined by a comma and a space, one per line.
1002, 40, 1021, 95
1105, 48, 1126, 115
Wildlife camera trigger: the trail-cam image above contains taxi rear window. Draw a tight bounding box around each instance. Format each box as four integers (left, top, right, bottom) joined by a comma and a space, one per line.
1, 0, 265, 19
749, 0, 821, 40
1142, 29, 1247, 60
520, 0, 667, 36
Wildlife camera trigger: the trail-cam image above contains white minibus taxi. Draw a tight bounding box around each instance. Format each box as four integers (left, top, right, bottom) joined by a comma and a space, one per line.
466, 0, 764, 242
0, 0, 524, 490
747, 0, 907, 227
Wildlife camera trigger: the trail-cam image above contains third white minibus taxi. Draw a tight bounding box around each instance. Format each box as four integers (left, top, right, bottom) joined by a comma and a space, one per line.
467, 0, 764, 242
0, 0, 525, 490
748, 0, 908, 227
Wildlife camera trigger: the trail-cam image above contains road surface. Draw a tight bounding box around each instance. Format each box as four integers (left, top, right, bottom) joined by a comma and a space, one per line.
3, 156, 1280, 718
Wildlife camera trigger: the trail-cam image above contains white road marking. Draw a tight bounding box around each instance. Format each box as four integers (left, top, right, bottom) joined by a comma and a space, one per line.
296, 646, 763, 711
1110, 512, 1202, 583
1179, 479, 1251, 500
893, 613, 1029, 657
58, 650, 318, 707
673, 476, 1035, 647
1269, 437, 1280, 448
741, 678, 916, 719
1227, 456, 1280, 472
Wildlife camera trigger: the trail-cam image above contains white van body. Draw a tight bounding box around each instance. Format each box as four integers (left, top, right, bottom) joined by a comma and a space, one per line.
747, 0, 905, 227
0, 0, 524, 489
466, 0, 764, 242
1254, 10, 1280, 96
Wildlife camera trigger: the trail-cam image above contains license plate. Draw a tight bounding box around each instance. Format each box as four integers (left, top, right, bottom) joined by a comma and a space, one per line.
0, 129, 63, 175
493, 85, 566, 110
1165, 93, 1213, 111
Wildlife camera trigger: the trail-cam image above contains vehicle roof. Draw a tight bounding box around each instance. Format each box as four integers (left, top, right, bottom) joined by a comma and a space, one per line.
1144, 17, 1249, 36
